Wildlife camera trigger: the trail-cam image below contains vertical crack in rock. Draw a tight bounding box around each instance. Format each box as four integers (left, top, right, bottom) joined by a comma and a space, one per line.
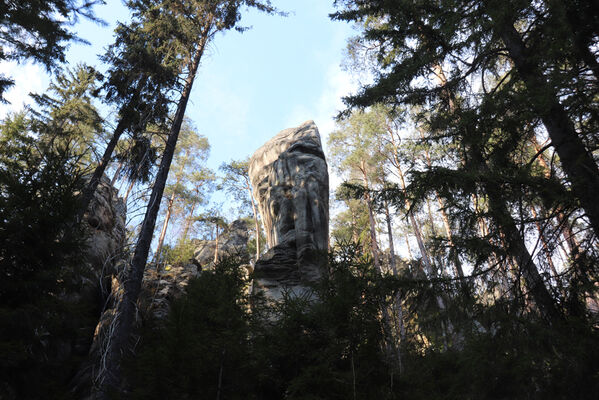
249, 120, 329, 301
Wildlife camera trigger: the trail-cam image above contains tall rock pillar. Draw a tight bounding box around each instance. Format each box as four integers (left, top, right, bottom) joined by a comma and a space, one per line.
249, 120, 329, 300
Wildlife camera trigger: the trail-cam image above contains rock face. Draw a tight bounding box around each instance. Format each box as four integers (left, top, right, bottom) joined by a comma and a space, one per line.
249, 120, 329, 300
71, 176, 128, 397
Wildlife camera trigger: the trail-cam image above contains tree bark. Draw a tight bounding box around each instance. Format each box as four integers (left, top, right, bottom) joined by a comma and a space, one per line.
94, 21, 210, 397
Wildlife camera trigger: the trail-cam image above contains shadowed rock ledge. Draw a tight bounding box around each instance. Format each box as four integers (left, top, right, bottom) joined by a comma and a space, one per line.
249, 120, 329, 300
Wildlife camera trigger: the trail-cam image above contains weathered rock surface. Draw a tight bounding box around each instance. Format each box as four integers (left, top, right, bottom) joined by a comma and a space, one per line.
71, 176, 128, 397
249, 120, 329, 300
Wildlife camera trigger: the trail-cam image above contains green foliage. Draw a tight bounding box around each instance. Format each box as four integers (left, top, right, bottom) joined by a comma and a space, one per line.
124, 257, 254, 399
0, 0, 104, 99
124, 242, 599, 399
398, 314, 599, 400
30, 64, 105, 164
161, 238, 197, 265
0, 112, 94, 399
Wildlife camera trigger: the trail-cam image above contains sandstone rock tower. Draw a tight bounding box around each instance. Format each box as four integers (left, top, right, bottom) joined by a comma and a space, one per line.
249, 120, 329, 300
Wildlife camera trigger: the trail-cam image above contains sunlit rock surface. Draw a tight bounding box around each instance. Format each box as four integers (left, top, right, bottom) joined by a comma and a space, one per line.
249, 120, 329, 300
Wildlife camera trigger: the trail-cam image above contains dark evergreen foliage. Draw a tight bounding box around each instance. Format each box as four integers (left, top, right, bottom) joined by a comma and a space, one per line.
0, 0, 104, 100
0, 112, 94, 399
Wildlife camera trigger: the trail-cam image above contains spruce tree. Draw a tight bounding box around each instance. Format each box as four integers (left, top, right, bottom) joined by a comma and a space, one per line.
0, 0, 103, 99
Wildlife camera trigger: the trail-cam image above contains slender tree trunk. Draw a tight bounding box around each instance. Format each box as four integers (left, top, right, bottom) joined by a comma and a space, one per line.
490, 12, 599, 237
181, 198, 198, 242
153, 148, 189, 263
394, 156, 452, 343
246, 184, 260, 260
384, 198, 406, 373
123, 179, 135, 202
485, 182, 560, 322
111, 161, 123, 186
404, 230, 414, 260
213, 224, 220, 264
394, 159, 434, 276
153, 192, 175, 264
384, 199, 397, 272
360, 161, 380, 268
77, 118, 128, 223
425, 198, 437, 237
95, 22, 210, 397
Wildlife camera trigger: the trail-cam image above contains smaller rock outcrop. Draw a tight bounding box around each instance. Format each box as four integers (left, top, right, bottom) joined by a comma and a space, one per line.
249, 121, 329, 301
141, 219, 252, 320
193, 219, 250, 268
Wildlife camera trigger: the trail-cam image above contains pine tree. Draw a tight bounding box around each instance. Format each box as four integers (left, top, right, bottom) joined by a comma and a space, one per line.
220, 158, 262, 260
95, 1, 277, 396
153, 118, 211, 263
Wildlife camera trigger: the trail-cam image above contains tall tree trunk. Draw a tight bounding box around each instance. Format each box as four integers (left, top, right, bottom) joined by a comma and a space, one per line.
153, 148, 189, 263
181, 198, 198, 242
404, 230, 414, 260
247, 184, 260, 260
383, 198, 406, 372
393, 155, 452, 342
77, 118, 128, 223
123, 179, 135, 202
384, 199, 397, 272
111, 161, 123, 186
95, 23, 210, 397
213, 224, 220, 264
153, 192, 175, 264
485, 181, 560, 322
490, 11, 599, 237
360, 161, 380, 268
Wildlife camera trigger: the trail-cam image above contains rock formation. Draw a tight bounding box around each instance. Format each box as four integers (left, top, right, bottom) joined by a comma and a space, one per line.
141, 219, 253, 320
249, 120, 329, 300
193, 219, 251, 268
71, 176, 128, 397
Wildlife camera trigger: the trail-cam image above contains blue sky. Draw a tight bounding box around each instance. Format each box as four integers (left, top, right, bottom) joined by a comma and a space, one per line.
0, 0, 357, 174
